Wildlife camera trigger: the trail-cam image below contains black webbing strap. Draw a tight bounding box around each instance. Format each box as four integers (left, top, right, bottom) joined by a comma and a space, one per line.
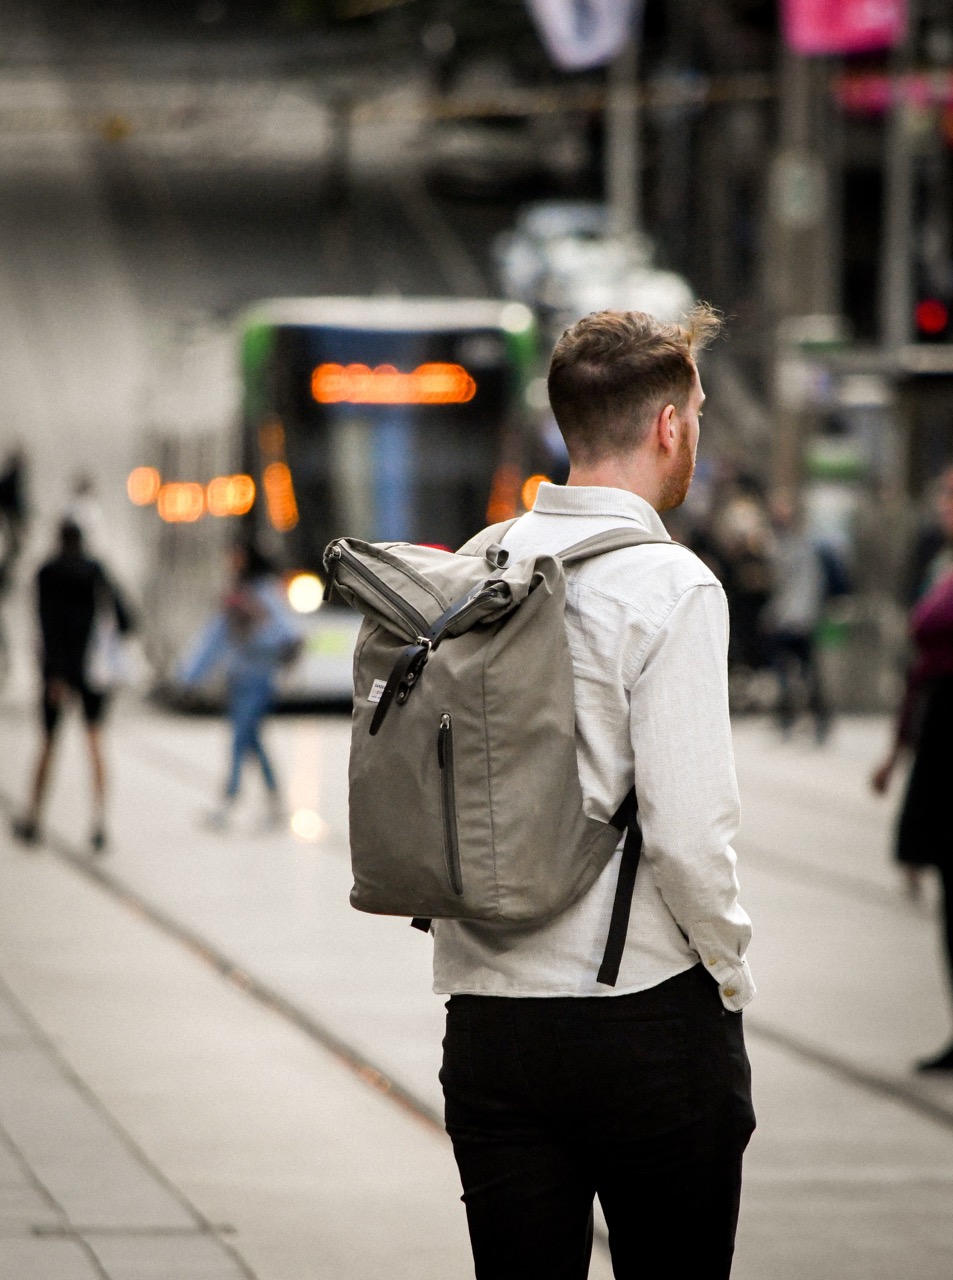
368, 639, 430, 735
411, 917, 431, 932
369, 580, 503, 735
598, 787, 642, 987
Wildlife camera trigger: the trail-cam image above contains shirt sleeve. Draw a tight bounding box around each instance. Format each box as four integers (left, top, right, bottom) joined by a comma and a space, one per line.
628, 582, 755, 1011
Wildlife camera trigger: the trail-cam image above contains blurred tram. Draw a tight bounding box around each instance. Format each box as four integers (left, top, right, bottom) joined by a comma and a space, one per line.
141, 297, 539, 703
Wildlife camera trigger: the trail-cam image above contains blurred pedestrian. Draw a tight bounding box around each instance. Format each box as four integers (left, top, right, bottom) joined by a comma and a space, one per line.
436, 309, 755, 1279
12, 519, 133, 853
872, 483, 953, 1074
178, 541, 300, 830
0, 447, 28, 684
710, 489, 773, 711
0, 446, 27, 562
763, 491, 831, 742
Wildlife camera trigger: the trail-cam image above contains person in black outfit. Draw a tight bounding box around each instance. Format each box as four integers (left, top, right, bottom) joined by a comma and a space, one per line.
0, 447, 27, 561
12, 520, 131, 852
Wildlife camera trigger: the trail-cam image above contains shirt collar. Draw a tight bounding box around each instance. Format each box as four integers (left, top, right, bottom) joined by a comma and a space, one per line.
531, 482, 671, 540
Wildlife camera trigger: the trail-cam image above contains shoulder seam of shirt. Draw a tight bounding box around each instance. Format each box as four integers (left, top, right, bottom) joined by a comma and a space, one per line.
566, 543, 717, 611
610, 578, 726, 688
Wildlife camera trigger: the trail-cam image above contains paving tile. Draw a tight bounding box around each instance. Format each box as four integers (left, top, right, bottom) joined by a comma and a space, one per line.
0, 1131, 29, 1187
0, 1237, 102, 1280
0, 1045, 194, 1232
87, 1233, 250, 1280
0, 1181, 62, 1233
0, 988, 33, 1046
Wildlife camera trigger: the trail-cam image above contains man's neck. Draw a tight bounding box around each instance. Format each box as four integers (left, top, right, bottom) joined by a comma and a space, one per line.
566, 459, 662, 512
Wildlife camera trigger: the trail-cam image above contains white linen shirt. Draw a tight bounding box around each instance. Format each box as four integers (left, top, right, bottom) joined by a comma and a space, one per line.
432, 483, 755, 1012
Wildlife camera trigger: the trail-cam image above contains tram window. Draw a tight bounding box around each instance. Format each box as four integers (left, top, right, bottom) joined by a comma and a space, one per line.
246, 312, 530, 567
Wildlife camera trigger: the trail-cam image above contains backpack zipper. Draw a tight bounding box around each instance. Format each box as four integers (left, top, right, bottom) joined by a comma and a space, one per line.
327, 543, 430, 638
437, 713, 463, 896
427, 579, 510, 646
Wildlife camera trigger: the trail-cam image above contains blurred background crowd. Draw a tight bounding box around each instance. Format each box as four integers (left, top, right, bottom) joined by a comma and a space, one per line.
0, 0, 951, 725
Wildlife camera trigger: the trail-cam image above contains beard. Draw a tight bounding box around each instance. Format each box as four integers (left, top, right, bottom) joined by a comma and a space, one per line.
657, 431, 696, 512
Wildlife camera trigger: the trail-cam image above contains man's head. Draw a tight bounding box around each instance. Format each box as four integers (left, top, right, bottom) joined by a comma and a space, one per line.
768, 489, 799, 532
57, 519, 83, 556
547, 305, 722, 510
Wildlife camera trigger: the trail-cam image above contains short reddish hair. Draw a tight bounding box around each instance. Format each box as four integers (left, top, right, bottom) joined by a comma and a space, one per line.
547, 304, 722, 466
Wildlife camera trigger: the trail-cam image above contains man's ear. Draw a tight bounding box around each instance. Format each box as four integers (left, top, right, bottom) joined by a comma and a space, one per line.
655, 403, 677, 456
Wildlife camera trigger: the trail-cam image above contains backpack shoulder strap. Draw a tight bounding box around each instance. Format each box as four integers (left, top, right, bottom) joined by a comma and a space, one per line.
557, 527, 674, 566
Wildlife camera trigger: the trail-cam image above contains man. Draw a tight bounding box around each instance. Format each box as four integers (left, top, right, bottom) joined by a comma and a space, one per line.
763, 490, 831, 742
434, 307, 755, 1279
0, 447, 27, 562
12, 520, 132, 853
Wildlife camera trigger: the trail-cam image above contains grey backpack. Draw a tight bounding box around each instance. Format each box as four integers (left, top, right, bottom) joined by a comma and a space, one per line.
323, 521, 666, 985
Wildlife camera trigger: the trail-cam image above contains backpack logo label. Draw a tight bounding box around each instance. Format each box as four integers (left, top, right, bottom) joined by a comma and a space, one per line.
368, 678, 388, 704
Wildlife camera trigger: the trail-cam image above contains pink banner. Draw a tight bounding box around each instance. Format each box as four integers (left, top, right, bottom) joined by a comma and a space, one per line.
782, 0, 906, 55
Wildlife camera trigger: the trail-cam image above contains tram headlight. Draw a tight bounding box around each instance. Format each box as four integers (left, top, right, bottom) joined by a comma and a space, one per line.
287, 572, 324, 614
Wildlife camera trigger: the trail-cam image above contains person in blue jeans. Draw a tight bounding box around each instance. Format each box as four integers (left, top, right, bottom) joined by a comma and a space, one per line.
179, 541, 300, 829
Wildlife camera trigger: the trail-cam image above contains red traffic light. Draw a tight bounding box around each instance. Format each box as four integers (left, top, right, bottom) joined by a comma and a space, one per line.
915, 298, 950, 336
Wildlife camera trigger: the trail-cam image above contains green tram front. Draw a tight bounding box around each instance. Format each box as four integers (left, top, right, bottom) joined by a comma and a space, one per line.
239, 296, 537, 700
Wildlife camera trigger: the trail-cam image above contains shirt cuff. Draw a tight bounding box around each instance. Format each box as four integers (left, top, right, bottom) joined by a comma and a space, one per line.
703, 953, 755, 1011
691, 922, 756, 1011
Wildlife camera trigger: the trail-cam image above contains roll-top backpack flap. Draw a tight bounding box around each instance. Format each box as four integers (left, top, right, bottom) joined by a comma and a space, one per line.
323, 538, 454, 640
324, 536, 533, 640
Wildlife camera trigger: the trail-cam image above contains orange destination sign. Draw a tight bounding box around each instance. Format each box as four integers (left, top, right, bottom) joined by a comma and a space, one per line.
312, 362, 477, 406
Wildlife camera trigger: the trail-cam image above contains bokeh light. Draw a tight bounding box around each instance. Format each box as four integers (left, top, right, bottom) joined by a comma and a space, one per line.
287, 573, 323, 614
127, 466, 161, 506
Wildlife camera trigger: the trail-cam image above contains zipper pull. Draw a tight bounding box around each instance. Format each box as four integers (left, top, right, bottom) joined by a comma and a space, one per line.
322, 564, 337, 601
438, 713, 451, 766
323, 542, 342, 601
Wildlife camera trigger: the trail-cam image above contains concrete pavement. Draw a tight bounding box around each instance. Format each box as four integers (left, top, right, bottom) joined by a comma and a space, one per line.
0, 699, 950, 1278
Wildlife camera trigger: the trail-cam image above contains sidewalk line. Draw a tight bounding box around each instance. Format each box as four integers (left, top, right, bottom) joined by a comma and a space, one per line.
0, 970, 257, 1279
0, 790, 618, 1261
0, 1111, 110, 1279
739, 838, 925, 914
745, 1017, 953, 1130
7, 778, 951, 1152
6, 783, 952, 1145
0, 789, 444, 1135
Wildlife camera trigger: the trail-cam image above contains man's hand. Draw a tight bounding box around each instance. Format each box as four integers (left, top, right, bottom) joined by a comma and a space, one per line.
871, 742, 904, 795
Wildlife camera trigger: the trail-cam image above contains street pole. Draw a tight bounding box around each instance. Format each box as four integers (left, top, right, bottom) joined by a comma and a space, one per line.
606, 36, 639, 239
880, 0, 918, 357
767, 47, 838, 494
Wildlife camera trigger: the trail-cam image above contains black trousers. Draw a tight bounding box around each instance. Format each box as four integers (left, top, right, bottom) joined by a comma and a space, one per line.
441, 965, 755, 1280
